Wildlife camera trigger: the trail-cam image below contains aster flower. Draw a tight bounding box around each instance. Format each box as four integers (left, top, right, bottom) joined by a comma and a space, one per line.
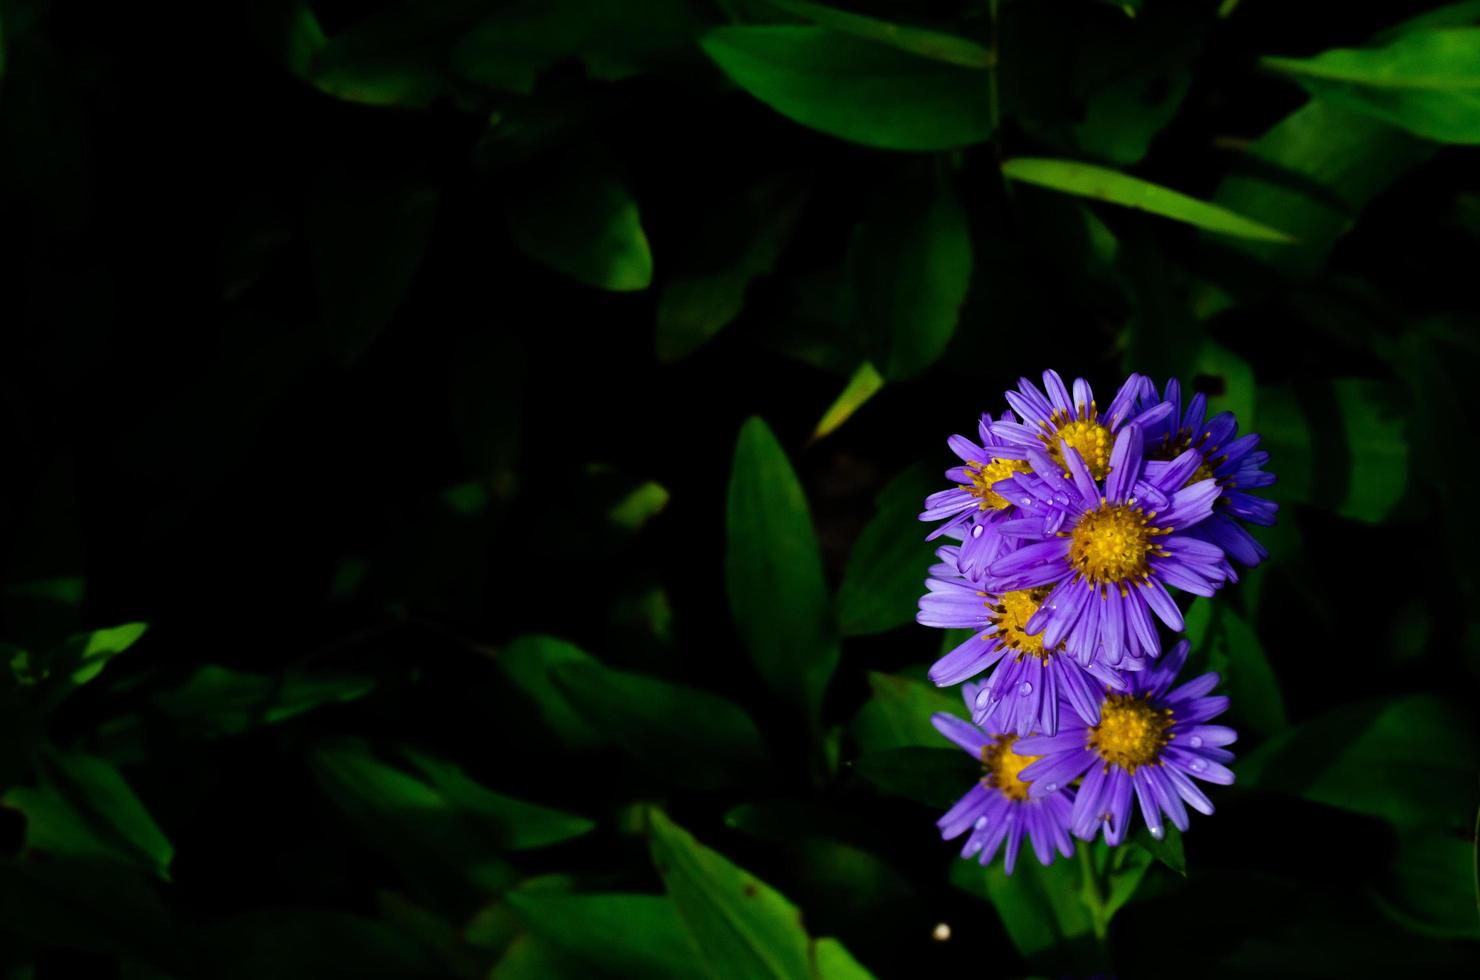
1015, 640, 1236, 844
918, 542, 1128, 736
1138, 378, 1278, 569
991, 369, 1171, 483
932, 683, 1076, 874
984, 422, 1229, 668
917, 411, 1035, 581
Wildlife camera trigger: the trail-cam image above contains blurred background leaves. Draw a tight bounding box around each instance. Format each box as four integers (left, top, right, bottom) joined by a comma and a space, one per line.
0, 0, 1477, 976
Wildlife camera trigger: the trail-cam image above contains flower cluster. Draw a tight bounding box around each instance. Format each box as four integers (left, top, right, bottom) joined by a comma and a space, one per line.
918, 370, 1274, 873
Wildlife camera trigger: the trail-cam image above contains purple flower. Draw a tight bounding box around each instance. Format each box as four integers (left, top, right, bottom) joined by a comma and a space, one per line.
932, 684, 1077, 874
983, 423, 1229, 668
918, 542, 1127, 736
991, 370, 1171, 482
1138, 378, 1278, 569
918, 412, 1035, 581
1015, 640, 1236, 844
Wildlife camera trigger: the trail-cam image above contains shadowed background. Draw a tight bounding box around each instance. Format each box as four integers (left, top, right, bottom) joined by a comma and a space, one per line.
0, 0, 1478, 977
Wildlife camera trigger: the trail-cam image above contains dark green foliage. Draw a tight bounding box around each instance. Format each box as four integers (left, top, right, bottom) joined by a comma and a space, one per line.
0, 1, 1477, 977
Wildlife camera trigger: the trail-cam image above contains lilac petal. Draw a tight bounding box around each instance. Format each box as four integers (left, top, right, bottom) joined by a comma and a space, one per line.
1132, 769, 1165, 840
1164, 764, 1216, 814
1139, 578, 1184, 630
931, 713, 989, 756
938, 783, 991, 838
1043, 370, 1074, 415
1023, 749, 1096, 797
929, 634, 1007, 686
1104, 422, 1143, 502
1063, 445, 1101, 508
948, 434, 986, 462
1167, 672, 1221, 704
1144, 765, 1188, 832
1179, 724, 1237, 747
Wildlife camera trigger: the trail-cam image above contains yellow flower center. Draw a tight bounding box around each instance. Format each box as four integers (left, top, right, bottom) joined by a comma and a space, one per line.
1044, 417, 1112, 480
986, 586, 1055, 661
981, 734, 1039, 801
963, 457, 1032, 511
1067, 502, 1169, 585
1087, 693, 1173, 771
1154, 431, 1223, 489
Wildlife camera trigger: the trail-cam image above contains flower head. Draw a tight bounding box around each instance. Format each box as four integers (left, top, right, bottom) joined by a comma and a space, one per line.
1015, 640, 1236, 844
1138, 378, 1278, 569
983, 423, 1229, 668
990, 370, 1170, 481
918, 412, 1035, 581
918, 543, 1127, 736
932, 685, 1077, 873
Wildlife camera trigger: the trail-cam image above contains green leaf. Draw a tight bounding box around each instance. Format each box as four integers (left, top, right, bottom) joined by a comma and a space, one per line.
505, 149, 652, 292
495, 635, 606, 749
44, 621, 148, 696
837, 466, 938, 636
812, 362, 884, 441
850, 671, 966, 754
550, 661, 768, 792
304, 3, 466, 108
309, 739, 518, 901
950, 857, 1099, 968
1211, 100, 1432, 276
505, 892, 702, 980
1181, 601, 1285, 737
309, 179, 439, 363
1257, 379, 1409, 523
1263, 28, 1480, 144
851, 747, 976, 809
398, 747, 595, 851
725, 417, 838, 725
5, 746, 173, 881
853, 171, 972, 380
762, 0, 990, 69
1132, 824, 1186, 876
152, 665, 374, 736
813, 938, 875, 979
646, 808, 814, 980
700, 26, 994, 151
1001, 157, 1297, 242
1238, 695, 1477, 829
1373, 827, 1480, 939
656, 178, 806, 363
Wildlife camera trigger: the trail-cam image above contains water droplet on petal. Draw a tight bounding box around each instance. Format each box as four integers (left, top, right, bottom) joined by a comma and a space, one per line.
975, 688, 991, 708
1151, 826, 1164, 840
1189, 735, 1203, 748
1044, 783, 1058, 793
971, 524, 984, 538
1018, 681, 1033, 696
1022, 497, 1031, 506
1190, 758, 1208, 773
974, 816, 988, 831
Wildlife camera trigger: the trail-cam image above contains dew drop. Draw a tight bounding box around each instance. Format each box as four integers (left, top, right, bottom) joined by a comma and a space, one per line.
1018, 681, 1033, 697
1151, 826, 1164, 840
1188, 735, 1203, 748
974, 816, 988, 831
1190, 758, 1208, 773
1044, 783, 1058, 793
1022, 497, 1031, 506
975, 688, 991, 708
971, 524, 985, 538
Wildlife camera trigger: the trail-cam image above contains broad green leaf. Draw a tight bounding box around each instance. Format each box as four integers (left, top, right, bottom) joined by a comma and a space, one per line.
299, 2, 472, 107
1373, 828, 1480, 939
646, 808, 814, 980
1181, 601, 1285, 737
850, 671, 966, 754
950, 858, 1099, 969
34, 622, 148, 700
505, 892, 701, 979
5, 746, 173, 881
1191, 339, 1256, 430
1002, 157, 1296, 242
505, 150, 652, 292
309, 180, 439, 363
700, 27, 994, 151
1258, 379, 1409, 523
814, 938, 875, 979
1132, 824, 1186, 876
153, 665, 373, 736
837, 466, 938, 636
1211, 100, 1432, 275
495, 635, 606, 749
656, 177, 806, 363
851, 747, 976, 809
1263, 28, 1480, 144
812, 362, 884, 441
762, 0, 990, 69
398, 747, 594, 851
1238, 695, 1477, 829
309, 739, 518, 900
550, 661, 767, 791
852, 171, 972, 380
725, 417, 838, 724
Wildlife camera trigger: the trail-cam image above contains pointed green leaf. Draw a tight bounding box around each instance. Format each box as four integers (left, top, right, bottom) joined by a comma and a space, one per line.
153, 665, 373, 736
814, 938, 875, 979
1373, 827, 1480, 939
505, 149, 652, 292
1002, 157, 1296, 242
1132, 824, 1187, 876
1263, 28, 1480, 144
851, 747, 975, 809
950, 857, 1098, 967
506, 892, 702, 979
700, 27, 994, 151
850, 671, 966, 754
812, 362, 884, 441
725, 417, 838, 724
45, 622, 148, 695
496, 635, 606, 749
647, 808, 814, 980
549, 661, 767, 791
837, 466, 938, 636
762, 0, 990, 68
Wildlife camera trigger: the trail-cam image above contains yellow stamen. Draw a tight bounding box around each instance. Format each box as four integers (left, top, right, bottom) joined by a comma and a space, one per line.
962, 457, 1032, 511
985, 586, 1056, 661
1044, 418, 1112, 480
1087, 693, 1173, 772
981, 733, 1039, 801
1068, 501, 1169, 584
